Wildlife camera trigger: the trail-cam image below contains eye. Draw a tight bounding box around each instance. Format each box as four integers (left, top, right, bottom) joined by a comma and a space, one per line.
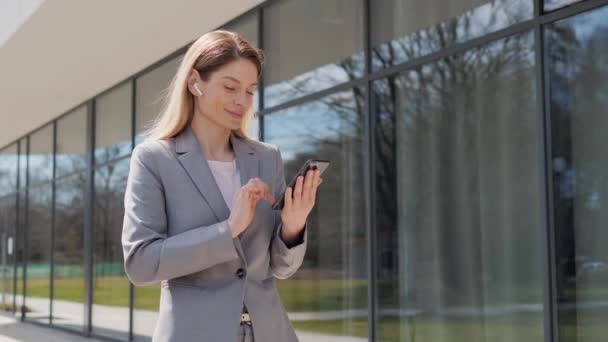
246, 91, 254, 96
224, 86, 236, 91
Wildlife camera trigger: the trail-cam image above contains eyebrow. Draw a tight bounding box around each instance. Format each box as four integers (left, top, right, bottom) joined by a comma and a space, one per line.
222, 76, 258, 87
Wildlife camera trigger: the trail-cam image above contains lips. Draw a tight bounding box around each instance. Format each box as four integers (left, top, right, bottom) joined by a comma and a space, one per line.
225, 109, 243, 118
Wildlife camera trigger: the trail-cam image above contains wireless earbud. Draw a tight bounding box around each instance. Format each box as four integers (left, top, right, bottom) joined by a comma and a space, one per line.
193, 83, 203, 96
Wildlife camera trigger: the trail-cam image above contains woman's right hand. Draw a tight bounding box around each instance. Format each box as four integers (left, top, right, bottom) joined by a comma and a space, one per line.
228, 178, 275, 238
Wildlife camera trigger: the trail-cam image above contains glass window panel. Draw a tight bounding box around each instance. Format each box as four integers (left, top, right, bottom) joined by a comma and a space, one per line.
135, 54, 183, 144
133, 287, 160, 341
24, 183, 52, 323
28, 124, 54, 186
0, 194, 18, 313
53, 172, 86, 331
247, 114, 260, 140
223, 11, 259, 48
224, 12, 261, 117
373, 31, 544, 341
56, 106, 88, 177
545, 0, 586, 12
371, 0, 533, 70
95, 82, 133, 165
131, 150, 159, 340
92, 158, 130, 339
263, 0, 365, 108
0, 144, 18, 197
547, 6, 608, 342
264, 87, 369, 339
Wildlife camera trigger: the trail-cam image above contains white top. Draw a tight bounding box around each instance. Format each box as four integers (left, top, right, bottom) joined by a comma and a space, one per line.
206, 159, 241, 210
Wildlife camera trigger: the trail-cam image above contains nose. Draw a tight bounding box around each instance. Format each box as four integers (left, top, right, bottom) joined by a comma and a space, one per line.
233, 90, 249, 107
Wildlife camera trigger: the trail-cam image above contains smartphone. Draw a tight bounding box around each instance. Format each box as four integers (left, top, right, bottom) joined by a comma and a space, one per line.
272, 159, 331, 210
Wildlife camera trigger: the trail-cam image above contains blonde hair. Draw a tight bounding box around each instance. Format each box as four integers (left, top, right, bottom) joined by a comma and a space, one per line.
143, 30, 264, 142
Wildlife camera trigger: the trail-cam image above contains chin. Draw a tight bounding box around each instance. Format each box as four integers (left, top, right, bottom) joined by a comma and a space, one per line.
227, 122, 242, 131
230, 117, 243, 125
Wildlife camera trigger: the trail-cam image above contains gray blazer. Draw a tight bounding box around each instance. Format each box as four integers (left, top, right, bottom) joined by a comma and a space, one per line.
121, 124, 307, 341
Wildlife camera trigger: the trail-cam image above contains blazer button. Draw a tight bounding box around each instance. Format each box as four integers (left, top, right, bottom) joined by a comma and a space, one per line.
236, 268, 246, 279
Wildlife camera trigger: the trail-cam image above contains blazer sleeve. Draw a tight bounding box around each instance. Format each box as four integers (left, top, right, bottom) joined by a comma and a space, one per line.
269, 146, 308, 279
121, 143, 239, 286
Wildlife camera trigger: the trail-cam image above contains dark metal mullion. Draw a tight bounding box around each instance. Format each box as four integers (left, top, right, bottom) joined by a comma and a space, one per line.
535, 0, 543, 17
538, 0, 608, 24
52, 153, 131, 182
84, 100, 95, 335
535, 2, 558, 342
21, 135, 29, 321
92, 153, 132, 170
260, 77, 367, 116
539, 21, 561, 342
24, 179, 56, 189
129, 78, 136, 342
50, 121, 57, 325
535, 13, 549, 342
363, 0, 376, 341
43, 165, 92, 186
131, 78, 137, 151
0, 194, 16, 202
12, 141, 20, 315
258, 7, 265, 141
10, 189, 16, 312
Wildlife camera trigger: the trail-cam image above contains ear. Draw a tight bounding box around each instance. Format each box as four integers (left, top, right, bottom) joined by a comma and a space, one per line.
187, 69, 203, 97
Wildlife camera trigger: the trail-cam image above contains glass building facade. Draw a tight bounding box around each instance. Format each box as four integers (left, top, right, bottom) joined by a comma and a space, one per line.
1, 0, 607, 341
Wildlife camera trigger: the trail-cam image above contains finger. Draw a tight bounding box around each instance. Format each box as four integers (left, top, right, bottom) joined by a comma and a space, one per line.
294, 176, 304, 202
245, 181, 266, 196
304, 169, 315, 202
308, 169, 320, 202
243, 193, 253, 206
254, 185, 274, 204
249, 192, 257, 206
250, 190, 262, 199
265, 192, 275, 204
284, 187, 293, 210
255, 190, 273, 204
242, 182, 257, 196
306, 172, 320, 203
244, 187, 261, 199
253, 190, 265, 202
246, 178, 262, 191
245, 179, 261, 194
250, 178, 274, 203
250, 178, 269, 192
244, 186, 264, 203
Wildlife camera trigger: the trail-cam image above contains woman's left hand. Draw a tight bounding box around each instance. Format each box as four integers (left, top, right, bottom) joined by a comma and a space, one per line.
280, 168, 322, 243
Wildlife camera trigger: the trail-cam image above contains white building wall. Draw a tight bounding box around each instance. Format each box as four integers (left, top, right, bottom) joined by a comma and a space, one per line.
0, 0, 264, 147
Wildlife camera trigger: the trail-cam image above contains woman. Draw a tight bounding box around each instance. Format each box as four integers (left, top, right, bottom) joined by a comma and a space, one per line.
121, 30, 321, 342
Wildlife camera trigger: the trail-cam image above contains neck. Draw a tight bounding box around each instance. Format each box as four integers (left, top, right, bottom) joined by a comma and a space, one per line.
190, 113, 234, 161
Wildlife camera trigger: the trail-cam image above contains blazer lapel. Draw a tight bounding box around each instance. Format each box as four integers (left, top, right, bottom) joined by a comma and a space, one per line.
174, 125, 259, 255
229, 133, 258, 197
175, 125, 230, 222
229, 133, 259, 241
